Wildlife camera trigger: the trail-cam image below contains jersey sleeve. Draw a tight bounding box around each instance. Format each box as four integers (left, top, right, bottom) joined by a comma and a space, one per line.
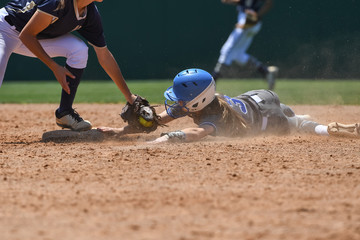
196, 115, 220, 136
37, 0, 61, 18
77, 4, 106, 48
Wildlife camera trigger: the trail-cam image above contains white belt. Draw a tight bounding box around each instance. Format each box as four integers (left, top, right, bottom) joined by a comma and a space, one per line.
250, 95, 268, 131
250, 95, 263, 103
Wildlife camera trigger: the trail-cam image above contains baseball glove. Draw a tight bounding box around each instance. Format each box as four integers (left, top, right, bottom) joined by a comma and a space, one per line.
120, 95, 160, 133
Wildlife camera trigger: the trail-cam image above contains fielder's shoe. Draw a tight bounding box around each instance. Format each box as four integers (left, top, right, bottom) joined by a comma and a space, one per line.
327, 122, 360, 138
55, 109, 92, 131
266, 66, 279, 90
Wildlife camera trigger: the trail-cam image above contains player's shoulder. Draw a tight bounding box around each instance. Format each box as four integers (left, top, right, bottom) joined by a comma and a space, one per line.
87, 2, 100, 12
37, 0, 64, 15
84, 2, 102, 19
39, 0, 62, 7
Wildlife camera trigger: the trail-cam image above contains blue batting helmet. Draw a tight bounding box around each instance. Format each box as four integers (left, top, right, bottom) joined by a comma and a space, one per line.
164, 68, 216, 117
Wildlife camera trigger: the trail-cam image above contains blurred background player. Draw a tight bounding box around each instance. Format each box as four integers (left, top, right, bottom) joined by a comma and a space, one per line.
212, 0, 278, 90
98, 69, 360, 142
0, 0, 137, 131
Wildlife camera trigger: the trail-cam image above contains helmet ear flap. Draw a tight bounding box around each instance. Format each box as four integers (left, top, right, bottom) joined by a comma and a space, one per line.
185, 78, 216, 112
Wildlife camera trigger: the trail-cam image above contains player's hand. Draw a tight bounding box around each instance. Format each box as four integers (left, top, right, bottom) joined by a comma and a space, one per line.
97, 127, 120, 135
52, 64, 75, 94
97, 126, 130, 136
245, 9, 258, 22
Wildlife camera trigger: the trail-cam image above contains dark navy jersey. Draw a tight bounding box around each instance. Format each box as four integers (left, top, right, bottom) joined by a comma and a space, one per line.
237, 0, 266, 12
5, 0, 106, 47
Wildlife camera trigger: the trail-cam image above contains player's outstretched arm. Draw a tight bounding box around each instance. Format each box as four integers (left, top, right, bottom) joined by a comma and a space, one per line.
97, 109, 174, 136
93, 46, 136, 104
148, 125, 215, 144
157, 110, 175, 125
97, 125, 143, 136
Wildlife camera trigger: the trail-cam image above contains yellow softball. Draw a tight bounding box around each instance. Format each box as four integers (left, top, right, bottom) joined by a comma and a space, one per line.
139, 116, 154, 128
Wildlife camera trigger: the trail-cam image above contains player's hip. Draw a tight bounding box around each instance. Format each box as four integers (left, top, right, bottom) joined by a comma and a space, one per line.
238, 90, 291, 134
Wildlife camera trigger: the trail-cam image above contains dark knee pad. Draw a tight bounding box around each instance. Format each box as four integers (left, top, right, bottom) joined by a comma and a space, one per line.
280, 103, 295, 117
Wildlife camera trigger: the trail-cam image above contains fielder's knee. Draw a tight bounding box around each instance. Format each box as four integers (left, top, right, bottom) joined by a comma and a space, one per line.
280, 103, 295, 117
234, 54, 249, 66
66, 40, 88, 69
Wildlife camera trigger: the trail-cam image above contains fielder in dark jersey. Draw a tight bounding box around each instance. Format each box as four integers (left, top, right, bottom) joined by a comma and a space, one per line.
0, 0, 137, 131
97, 69, 360, 142
5, 0, 105, 46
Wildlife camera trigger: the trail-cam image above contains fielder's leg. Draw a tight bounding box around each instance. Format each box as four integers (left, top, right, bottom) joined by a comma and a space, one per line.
55, 65, 92, 131
212, 27, 246, 81
0, 8, 23, 86
14, 34, 92, 131
231, 22, 278, 90
58, 64, 84, 113
0, 31, 15, 86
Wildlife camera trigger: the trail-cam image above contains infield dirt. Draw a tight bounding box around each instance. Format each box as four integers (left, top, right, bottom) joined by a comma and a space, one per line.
1, 104, 359, 240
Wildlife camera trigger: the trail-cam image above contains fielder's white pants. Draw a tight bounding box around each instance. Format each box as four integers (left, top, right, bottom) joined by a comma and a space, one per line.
218, 10, 262, 66
0, 7, 88, 87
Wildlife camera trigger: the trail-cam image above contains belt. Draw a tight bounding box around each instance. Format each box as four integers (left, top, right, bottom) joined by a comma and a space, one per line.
250, 95, 264, 104
4, 15, 14, 26
249, 95, 268, 130
241, 94, 268, 131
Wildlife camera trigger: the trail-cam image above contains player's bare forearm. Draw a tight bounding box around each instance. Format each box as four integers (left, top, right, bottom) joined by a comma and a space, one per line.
181, 126, 215, 141
157, 110, 175, 125
97, 125, 141, 136
19, 11, 52, 66
148, 125, 215, 144
19, 10, 73, 94
94, 46, 135, 103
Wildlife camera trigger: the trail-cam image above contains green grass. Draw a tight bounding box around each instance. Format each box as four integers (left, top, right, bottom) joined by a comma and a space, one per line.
217, 79, 360, 105
0, 79, 359, 105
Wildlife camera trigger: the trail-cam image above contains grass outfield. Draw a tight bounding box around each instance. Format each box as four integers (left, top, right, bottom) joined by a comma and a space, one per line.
0, 79, 359, 105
